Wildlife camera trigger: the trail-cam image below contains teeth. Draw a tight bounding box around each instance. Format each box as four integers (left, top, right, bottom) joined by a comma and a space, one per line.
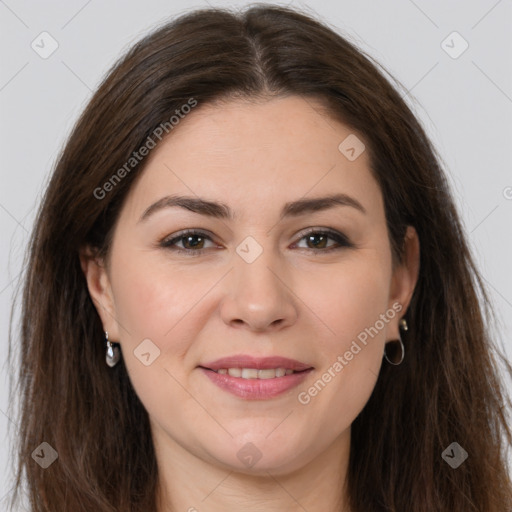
241, 368, 259, 379
257, 369, 277, 379
219, 367, 294, 379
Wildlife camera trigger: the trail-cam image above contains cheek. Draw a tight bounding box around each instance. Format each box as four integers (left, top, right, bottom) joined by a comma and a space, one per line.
110, 252, 209, 338
107, 251, 220, 393
108, 256, 210, 420
296, 253, 391, 426
306, 252, 392, 350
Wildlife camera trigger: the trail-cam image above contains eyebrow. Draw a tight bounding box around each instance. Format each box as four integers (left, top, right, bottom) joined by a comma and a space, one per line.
138, 193, 366, 223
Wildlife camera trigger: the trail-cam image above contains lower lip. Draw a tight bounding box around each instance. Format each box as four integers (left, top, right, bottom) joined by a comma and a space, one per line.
200, 368, 313, 400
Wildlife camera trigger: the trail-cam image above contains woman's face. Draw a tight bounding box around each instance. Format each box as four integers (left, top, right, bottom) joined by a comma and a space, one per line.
84, 95, 418, 475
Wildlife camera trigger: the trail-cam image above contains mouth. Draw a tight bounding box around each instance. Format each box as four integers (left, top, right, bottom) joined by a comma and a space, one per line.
198, 355, 314, 399
199, 367, 309, 379
200, 354, 313, 372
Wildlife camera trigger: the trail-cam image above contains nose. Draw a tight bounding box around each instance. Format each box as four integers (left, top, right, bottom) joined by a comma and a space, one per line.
219, 247, 298, 333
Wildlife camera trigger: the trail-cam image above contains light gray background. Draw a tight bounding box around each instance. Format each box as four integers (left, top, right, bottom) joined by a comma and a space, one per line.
1, 0, 511, 505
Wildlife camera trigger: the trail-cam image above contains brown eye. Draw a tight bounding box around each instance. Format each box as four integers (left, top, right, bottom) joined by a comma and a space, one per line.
304, 233, 329, 249
294, 229, 353, 253
160, 230, 216, 255
178, 234, 206, 250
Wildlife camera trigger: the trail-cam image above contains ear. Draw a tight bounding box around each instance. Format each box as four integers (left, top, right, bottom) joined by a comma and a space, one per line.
388, 226, 420, 337
79, 246, 120, 341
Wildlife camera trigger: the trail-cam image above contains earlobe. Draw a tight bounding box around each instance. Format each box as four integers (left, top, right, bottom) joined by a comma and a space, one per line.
79, 246, 120, 340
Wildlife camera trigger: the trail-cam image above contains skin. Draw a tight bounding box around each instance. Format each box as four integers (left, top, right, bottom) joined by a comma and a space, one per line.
82, 95, 420, 512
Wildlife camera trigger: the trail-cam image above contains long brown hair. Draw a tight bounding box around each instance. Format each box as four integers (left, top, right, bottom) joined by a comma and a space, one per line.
8, 4, 511, 511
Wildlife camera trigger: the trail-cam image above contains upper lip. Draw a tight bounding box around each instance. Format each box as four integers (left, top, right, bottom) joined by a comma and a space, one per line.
200, 355, 313, 371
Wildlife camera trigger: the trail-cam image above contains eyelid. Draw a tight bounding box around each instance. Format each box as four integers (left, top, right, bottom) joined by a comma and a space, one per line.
294, 226, 346, 240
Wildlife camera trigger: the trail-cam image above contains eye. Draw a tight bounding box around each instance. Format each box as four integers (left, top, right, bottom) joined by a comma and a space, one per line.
160, 229, 217, 256
293, 228, 353, 253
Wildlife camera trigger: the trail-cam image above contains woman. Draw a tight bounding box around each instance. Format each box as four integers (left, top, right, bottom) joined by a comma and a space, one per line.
8, 4, 511, 511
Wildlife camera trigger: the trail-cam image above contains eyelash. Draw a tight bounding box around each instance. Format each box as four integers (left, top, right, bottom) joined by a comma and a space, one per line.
159, 228, 353, 256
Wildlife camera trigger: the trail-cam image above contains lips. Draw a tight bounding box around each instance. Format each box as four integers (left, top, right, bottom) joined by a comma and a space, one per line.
200, 355, 313, 372
198, 355, 314, 400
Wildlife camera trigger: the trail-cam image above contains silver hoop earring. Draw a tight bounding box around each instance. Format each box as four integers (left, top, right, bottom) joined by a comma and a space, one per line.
384, 318, 408, 365
105, 331, 121, 367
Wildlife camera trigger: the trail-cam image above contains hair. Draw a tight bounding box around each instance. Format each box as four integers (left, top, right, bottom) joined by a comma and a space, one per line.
7, 3, 511, 511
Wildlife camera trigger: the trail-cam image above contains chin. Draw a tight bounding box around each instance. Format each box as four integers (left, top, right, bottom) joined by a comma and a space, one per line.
206, 438, 310, 476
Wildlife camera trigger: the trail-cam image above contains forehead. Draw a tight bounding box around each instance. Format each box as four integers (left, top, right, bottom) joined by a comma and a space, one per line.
120, 95, 383, 223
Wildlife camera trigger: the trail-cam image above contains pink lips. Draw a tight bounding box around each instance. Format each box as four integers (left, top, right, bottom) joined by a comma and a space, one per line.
199, 354, 314, 400
202, 355, 312, 372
